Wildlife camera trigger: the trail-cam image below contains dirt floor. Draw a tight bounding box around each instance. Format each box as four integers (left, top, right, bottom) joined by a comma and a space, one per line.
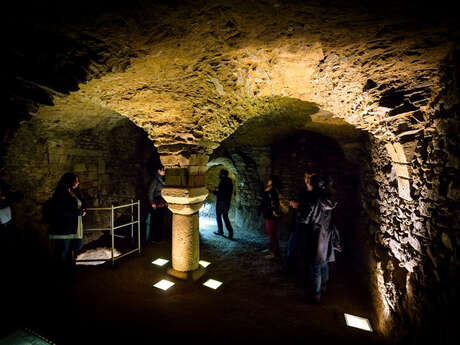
4, 220, 389, 345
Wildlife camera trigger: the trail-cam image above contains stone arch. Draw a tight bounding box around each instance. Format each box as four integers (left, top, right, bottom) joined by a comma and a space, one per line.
2, 1, 459, 343
2, 95, 157, 252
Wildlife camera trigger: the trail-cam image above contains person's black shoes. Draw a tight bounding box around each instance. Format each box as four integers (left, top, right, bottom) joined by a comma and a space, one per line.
213, 231, 224, 236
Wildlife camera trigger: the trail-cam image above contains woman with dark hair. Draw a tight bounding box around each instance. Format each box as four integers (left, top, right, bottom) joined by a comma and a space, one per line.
49, 173, 86, 267
261, 176, 281, 260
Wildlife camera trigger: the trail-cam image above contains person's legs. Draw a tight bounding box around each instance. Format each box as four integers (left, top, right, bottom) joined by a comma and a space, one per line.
151, 208, 165, 242
60, 239, 72, 266
265, 218, 279, 256
215, 201, 224, 235
309, 263, 322, 298
321, 262, 329, 292
145, 212, 151, 242
285, 230, 298, 271
157, 207, 165, 240
222, 201, 233, 238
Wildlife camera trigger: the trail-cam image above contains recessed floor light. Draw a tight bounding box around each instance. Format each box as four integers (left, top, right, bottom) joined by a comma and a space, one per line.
154, 279, 175, 291
344, 313, 373, 332
152, 258, 169, 266
203, 279, 223, 290
199, 260, 211, 268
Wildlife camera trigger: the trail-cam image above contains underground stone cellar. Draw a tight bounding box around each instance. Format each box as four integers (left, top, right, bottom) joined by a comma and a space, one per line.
2, 0, 459, 344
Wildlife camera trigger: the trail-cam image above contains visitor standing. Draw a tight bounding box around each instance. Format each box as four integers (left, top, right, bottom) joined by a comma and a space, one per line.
303, 174, 339, 305
147, 166, 167, 243
213, 169, 234, 240
285, 170, 317, 273
48, 173, 86, 268
261, 177, 281, 260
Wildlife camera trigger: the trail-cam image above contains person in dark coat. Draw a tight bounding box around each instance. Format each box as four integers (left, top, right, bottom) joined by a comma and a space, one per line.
303, 174, 339, 304
48, 173, 86, 267
213, 169, 234, 239
261, 177, 281, 259
147, 166, 167, 243
285, 170, 317, 273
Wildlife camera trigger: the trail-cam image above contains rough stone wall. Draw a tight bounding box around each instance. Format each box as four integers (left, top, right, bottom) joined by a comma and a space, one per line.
6, 1, 457, 159
361, 50, 460, 342
3, 1, 459, 342
1, 103, 154, 253
205, 147, 269, 232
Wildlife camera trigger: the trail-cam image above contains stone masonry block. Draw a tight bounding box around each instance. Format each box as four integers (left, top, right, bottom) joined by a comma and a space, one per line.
393, 162, 410, 179
393, 142, 409, 164
166, 175, 182, 186
397, 177, 412, 201
73, 163, 86, 172
168, 168, 188, 176
385, 143, 399, 162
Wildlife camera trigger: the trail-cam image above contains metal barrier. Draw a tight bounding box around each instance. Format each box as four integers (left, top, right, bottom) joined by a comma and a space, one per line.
76, 199, 141, 266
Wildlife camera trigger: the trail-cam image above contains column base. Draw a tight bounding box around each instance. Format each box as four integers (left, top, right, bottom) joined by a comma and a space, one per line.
167, 265, 206, 281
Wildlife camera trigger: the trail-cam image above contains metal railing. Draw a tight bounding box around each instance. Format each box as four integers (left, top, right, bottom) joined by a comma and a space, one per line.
76, 199, 141, 266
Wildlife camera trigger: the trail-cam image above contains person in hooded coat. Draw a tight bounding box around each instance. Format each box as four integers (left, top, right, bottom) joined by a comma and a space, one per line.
303, 174, 341, 304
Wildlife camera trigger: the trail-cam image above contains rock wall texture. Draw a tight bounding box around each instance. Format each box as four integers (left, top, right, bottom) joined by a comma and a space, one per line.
3, 0, 459, 343
6, 1, 458, 156
361, 52, 460, 343
2, 96, 155, 252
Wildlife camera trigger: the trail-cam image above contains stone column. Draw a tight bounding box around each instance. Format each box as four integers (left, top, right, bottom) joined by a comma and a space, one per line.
160, 154, 209, 280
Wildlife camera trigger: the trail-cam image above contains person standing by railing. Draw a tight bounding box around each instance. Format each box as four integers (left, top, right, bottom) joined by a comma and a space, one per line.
48, 173, 86, 269
146, 166, 167, 243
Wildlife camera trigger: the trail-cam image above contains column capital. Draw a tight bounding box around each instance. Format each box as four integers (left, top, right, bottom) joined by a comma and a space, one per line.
161, 186, 208, 215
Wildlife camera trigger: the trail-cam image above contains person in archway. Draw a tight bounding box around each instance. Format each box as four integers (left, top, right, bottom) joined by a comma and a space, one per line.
48, 173, 86, 269
285, 169, 317, 273
213, 169, 234, 240
303, 174, 339, 305
147, 165, 167, 243
261, 176, 282, 260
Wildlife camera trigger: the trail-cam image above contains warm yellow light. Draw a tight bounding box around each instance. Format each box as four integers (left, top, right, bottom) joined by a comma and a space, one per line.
199, 260, 211, 268
344, 313, 373, 332
154, 279, 175, 291
203, 279, 222, 290
152, 258, 169, 266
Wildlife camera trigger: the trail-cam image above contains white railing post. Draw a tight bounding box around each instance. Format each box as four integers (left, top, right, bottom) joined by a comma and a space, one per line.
130, 198, 134, 240
138, 200, 141, 254
111, 204, 115, 266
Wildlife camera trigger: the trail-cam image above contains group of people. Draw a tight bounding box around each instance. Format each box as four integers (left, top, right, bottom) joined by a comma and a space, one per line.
45, 169, 169, 268
261, 170, 341, 304
44, 167, 340, 304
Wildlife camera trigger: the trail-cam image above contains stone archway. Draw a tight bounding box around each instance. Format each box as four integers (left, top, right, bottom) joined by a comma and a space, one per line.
3, 1, 459, 343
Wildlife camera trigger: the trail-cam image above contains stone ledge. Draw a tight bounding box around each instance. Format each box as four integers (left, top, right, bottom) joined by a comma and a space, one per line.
162, 186, 208, 205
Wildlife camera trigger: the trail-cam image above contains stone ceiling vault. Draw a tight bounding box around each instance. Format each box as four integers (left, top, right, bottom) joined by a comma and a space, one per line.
8, 0, 456, 163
